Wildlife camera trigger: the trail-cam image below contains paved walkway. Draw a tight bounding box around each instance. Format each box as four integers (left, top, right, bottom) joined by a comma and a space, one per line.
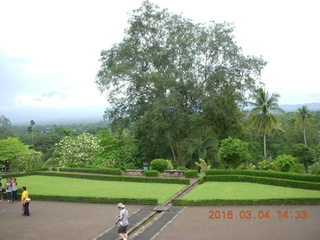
154, 205, 320, 240
0, 200, 141, 240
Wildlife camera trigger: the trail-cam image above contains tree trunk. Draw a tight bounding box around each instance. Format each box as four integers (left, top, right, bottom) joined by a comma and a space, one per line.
303, 127, 307, 146
263, 134, 267, 158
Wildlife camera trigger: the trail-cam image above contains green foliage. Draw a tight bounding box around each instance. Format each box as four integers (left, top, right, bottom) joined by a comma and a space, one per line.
51, 133, 101, 167
144, 170, 159, 177
150, 159, 170, 173
37, 171, 190, 184
273, 154, 297, 172
202, 175, 320, 190
218, 137, 251, 169
296, 106, 313, 145
176, 166, 189, 171
291, 143, 315, 168
95, 130, 140, 170
308, 162, 320, 175
29, 194, 158, 205
172, 198, 320, 206
204, 169, 320, 182
54, 167, 122, 175
0, 115, 13, 139
257, 159, 274, 170
0, 137, 43, 171
96, 1, 266, 165
184, 170, 199, 178
246, 88, 282, 157
195, 158, 211, 173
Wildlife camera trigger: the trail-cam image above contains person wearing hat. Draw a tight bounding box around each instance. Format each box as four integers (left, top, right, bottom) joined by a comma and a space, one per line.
117, 203, 129, 240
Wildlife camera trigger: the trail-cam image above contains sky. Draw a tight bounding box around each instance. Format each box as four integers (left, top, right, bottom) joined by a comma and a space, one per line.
0, 0, 319, 124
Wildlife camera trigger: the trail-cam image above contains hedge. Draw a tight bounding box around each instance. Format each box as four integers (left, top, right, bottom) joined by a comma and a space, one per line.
144, 170, 159, 177
185, 170, 199, 178
12, 193, 157, 205
205, 169, 320, 183
36, 171, 190, 184
49, 167, 122, 175
202, 175, 320, 190
172, 198, 320, 206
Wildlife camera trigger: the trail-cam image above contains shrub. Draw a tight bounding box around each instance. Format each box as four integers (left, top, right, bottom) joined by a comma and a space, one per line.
218, 137, 251, 169
257, 159, 274, 170
57, 167, 122, 175
204, 169, 320, 182
177, 166, 189, 171
150, 159, 169, 172
290, 163, 305, 173
37, 171, 190, 184
274, 154, 297, 172
195, 158, 211, 173
202, 175, 320, 190
167, 160, 174, 170
144, 170, 159, 177
308, 162, 320, 174
185, 170, 198, 178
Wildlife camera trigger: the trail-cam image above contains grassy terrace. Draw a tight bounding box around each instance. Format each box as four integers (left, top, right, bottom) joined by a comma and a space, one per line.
18, 175, 185, 204
183, 182, 320, 200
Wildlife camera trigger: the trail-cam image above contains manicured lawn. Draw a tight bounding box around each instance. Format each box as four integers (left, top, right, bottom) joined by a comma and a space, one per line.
17, 176, 185, 204
183, 182, 320, 200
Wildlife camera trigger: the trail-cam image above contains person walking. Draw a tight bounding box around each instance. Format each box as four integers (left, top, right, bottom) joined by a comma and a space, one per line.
117, 203, 129, 240
11, 178, 18, 202
0, 176, 3, 201
21, 186, 30, 216
5, 178, 12, 202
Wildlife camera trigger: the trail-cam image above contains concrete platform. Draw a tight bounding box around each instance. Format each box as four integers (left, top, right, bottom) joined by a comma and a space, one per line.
0, 200, 141, 240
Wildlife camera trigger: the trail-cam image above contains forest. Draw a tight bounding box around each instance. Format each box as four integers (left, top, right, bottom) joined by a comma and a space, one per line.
1, 1, 320, 174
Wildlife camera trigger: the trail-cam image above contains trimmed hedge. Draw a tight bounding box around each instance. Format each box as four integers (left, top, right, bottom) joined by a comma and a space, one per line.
144, 170, 159, 177
172, 198, 320, 206
205, 169, 320, 183
14, 193, 157, 205
50, 167, 122, 175
185, 170, 199, 178
202, 175, 320, 190
37, 171, 190, 184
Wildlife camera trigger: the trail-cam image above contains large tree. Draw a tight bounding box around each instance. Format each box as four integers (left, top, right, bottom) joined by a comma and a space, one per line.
247, 88, 282, 158
96, 1, 266, 164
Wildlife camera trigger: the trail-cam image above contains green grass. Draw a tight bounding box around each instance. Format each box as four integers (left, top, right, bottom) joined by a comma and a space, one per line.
183, 182, 320, 200
18, 176, 185, 204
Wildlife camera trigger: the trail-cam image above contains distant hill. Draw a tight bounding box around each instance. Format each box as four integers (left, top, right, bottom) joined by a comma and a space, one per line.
280, 103, 320, 112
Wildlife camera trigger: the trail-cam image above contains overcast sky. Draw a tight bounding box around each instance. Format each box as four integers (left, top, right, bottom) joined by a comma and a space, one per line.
1, 0, 319, 124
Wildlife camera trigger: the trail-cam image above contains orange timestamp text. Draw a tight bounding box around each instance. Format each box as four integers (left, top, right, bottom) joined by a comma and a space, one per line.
208, 210, 308, 220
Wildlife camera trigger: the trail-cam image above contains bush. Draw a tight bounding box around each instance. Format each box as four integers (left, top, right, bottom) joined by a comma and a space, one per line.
204, 169, 320, 182
308, 162, 320, 174
23, 194, 158, 205
185, 170, 198, 178
273, 154, 297, 172
290, 163, 305, 173
144, 170, 159, 177
177, 166, 189, 171
37, 171, 190, 184
172, 198, 320, 206
257, 159, 274, 170
202, 175, 320, 190
56, 167, 122, 175
150, 159, 169, 173
218, 137, 251, 169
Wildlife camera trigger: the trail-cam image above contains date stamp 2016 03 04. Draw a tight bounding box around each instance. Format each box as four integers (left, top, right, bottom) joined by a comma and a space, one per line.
208, 209, 308, 220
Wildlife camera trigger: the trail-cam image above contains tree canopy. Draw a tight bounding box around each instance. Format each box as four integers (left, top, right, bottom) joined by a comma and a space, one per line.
96, 1, 266, 165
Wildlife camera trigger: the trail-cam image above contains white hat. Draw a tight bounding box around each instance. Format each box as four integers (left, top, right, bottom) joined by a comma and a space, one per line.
117, 203, 125, 208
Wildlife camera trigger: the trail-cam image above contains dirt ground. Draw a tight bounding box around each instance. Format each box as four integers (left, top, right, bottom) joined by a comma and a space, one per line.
0, 200, 141, 240
154, 205, 320, 240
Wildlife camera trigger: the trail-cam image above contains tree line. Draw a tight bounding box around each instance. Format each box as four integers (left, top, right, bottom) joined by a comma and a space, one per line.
1, 1, 319, 174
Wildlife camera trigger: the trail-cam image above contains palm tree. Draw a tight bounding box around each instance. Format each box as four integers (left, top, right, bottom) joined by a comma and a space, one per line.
247, 88, 282, 158
296, 106, 313, 146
